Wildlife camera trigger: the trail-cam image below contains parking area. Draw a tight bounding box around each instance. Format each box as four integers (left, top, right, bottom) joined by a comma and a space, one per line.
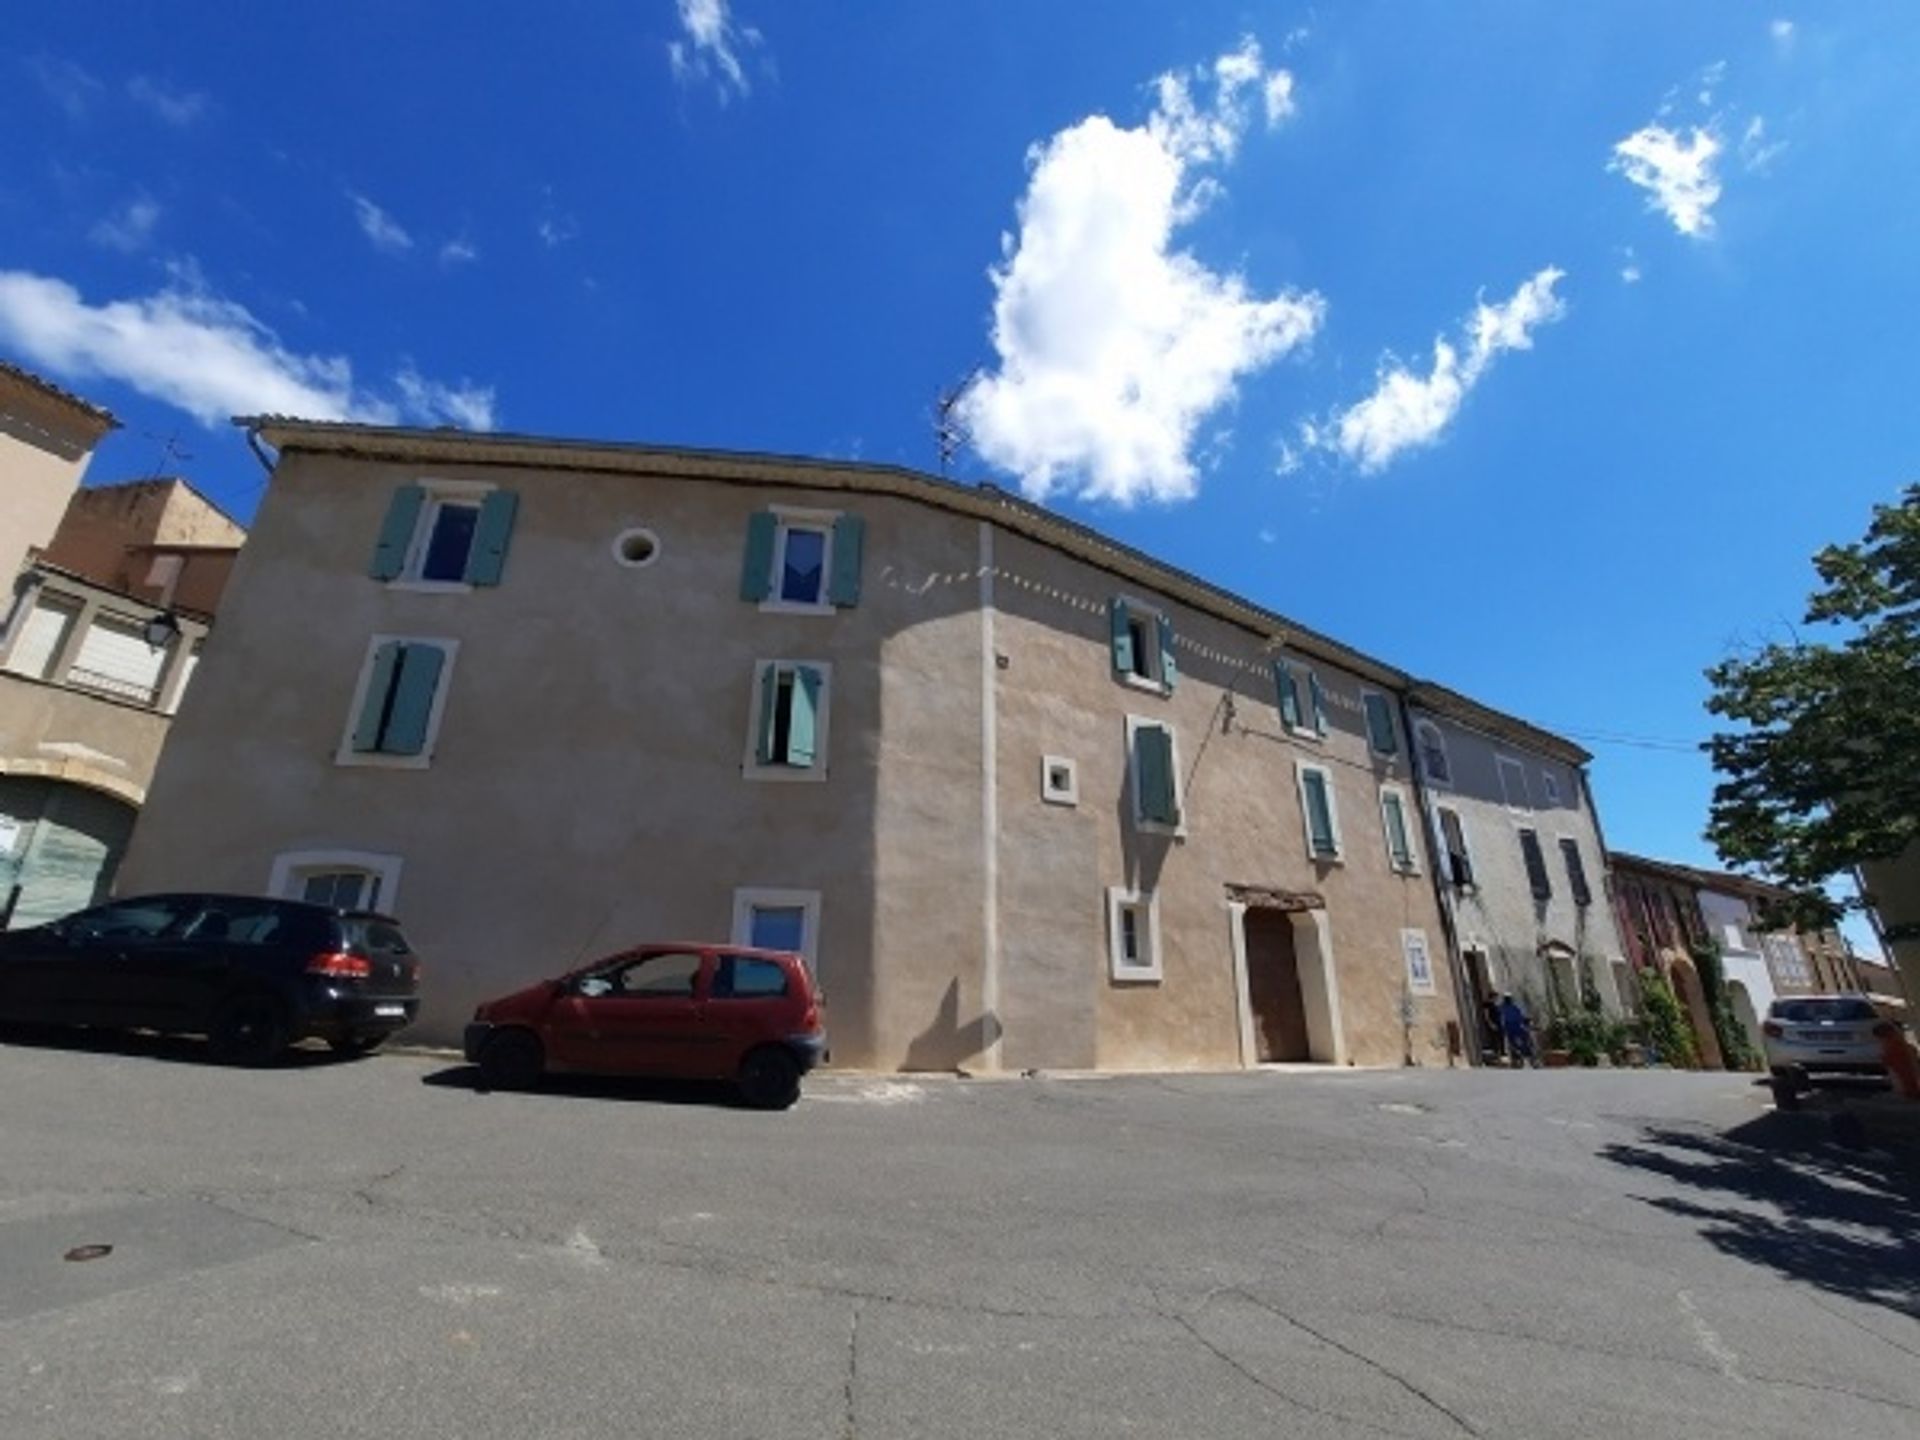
1, 1034, 1916, 1439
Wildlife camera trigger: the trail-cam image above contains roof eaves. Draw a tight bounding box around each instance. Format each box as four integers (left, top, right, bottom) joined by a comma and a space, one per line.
1407, 680, 1592, 765
0, 360, 119, 431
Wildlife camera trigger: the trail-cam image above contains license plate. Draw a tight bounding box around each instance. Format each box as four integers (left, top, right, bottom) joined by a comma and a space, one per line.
374, 1004, 407, 1018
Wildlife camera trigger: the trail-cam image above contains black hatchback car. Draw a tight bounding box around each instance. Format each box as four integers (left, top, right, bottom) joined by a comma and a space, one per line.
0, 893, 420, 1064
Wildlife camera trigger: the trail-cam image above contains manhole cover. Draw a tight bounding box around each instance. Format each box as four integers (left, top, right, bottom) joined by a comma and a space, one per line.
64, 1244, 113, 1263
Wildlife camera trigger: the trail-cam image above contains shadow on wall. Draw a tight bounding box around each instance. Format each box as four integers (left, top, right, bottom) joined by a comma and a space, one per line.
900, 977, 999, 1073
1601, 1104, 1920, 1320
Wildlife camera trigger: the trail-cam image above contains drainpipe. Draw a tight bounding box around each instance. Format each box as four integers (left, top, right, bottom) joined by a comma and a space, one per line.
1398, 691, 1480, 1066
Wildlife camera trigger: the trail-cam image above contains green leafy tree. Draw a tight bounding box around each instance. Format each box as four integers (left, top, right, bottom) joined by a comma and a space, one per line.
1704, 484, 1920, 937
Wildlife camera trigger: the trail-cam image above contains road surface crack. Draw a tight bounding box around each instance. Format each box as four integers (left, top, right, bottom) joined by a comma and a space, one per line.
840, 1301, 861, 1439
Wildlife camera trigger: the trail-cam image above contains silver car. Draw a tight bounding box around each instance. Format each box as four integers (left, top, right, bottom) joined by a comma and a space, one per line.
1762, 995, 1891, 1100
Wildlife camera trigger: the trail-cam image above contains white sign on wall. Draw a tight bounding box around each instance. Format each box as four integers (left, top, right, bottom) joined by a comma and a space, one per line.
1402, 928, 1437, 997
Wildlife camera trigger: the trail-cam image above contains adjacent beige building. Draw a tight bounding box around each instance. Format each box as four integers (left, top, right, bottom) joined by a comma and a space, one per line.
0, 362, 117, 592
120, 420, 1500, 1071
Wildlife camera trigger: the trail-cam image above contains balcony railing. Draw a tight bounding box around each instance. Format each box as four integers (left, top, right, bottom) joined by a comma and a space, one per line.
64, 666, 160, 707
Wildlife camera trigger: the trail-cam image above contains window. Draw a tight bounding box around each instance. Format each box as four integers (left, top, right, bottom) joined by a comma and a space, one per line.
1106, 886, 1162, 982
1362, 691, 1398, 755
1540, 769, 1562, 806
1518, 828, 1552, 900
714, 955, 789, 999
66, 612, 169, 705
4, 592, 80, 680
1496, 755, 1531, 812
1273, 659, 1303, 731
1379, 786, 1417, 873
739, 509, 865, 610
1402, 928, 1437, 996
269, 850, 403, 912
1041, 754, 1079, 806
63, 897, 191, 943
1721, 922, 1747, 953
1126, 717, 1182, 832
1297, 762, 1342, 860
731, 888, 821, 973
1558, 838, 1592, 907
613, 951, 703, 997
1415, 721, 1451, 785
1109, 597, 1176, 692
1307, 671, 1329, 735
745, 660, 831, 779
179, 900, 294, 946
338, 637, 457, 767
1436, 807, 1475, 888
1763, 934, 1811, 987
370, 482, 518, 588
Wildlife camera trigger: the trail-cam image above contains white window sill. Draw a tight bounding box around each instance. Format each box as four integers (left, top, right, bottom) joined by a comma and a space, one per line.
1042, 790, 1079, 807
1308, 849, 1345, 865
334, 749, 433, 771
1391, 862, 1422, 877
759, 599, 837, 617
1110, 968, 1163, 985
1134, 818, 1186, 840
744, 762, 829, 783
386, 579, 474, 595
1288, 725, 1326, 743
1119, 672, 1170, 696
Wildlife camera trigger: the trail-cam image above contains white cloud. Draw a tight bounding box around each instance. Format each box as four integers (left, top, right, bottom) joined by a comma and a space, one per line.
1740, 115, 1787, 173
1621, 264, 1642, 284
127, 76, 208, 127
88, 196, 161, 253
349, 193, 413, 254
1770, 19, 1796, 50
959, 38, 1321, 506
0, 269, 498, 430
537, 214, 579, 248
1263, 71, 1296, 127
668, 0, 761, 103
29, 56, 102, 120
1320, 268, 1567, 473
1696, 59, 1727, 107
438, 237, 480, 266
1610, 123, 1722, 237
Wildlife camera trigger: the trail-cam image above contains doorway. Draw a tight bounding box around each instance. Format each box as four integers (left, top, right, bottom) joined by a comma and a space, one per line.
1244, 908, 1311, 1062
1463, 947, 1498, 1059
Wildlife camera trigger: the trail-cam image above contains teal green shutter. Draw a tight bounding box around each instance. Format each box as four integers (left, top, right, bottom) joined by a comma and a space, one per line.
827, 515, 865, 607
1365, 693, 1397, 754
1303, 771, 1336, 855
463, 489, 519, 585
350, 642, 404, 751
1157, 613, 1177, 690
381, 644, 446, 756
754, 665, 781, 764
370, 485, 426, 580
1274, 661, 1301, 728
1309, 672, 1329, 735
1109, 600, 1134, 676
787, 666, 822, 767
1136, 725, 1178, 825
1383, 791, 1411, 867
740, 513, 777, 602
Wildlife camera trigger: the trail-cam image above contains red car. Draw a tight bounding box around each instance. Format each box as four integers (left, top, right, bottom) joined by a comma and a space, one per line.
463, 944, 826, 1108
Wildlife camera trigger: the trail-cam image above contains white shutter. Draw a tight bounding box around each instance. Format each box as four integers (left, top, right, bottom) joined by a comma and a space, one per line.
70, 614, 168, 703
166, 643, 202, 714
5, 596, 80, 680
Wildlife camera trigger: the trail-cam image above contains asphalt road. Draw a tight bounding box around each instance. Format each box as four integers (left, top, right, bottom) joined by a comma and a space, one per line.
1, 1033, 1916, 1440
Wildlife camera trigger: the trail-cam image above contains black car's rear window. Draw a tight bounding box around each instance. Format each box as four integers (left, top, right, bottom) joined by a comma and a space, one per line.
343, 919, 413, 957
1771, 998, 1876, 1023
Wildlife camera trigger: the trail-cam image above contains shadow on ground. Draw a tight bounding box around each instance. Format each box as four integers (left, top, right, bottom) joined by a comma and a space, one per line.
0, 1022, 354, 1070
1603, 1088, 1920, 1320
421, 1063, 748, 1111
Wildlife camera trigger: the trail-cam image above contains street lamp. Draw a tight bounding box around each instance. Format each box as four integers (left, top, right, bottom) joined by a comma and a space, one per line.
142, 611, 182, 651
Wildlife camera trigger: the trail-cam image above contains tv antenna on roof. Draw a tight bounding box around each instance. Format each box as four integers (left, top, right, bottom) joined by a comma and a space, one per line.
142, 430, 194, 478
933, 367, 982, 478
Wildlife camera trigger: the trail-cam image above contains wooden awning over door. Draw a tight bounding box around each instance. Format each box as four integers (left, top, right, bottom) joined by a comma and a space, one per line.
1226, 884, 1325, 913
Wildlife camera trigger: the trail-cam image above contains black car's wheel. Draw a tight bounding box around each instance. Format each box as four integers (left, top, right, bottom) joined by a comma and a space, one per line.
328, 1034, 387, 1058
737, 1046, 801, 1110
477, 1028, 544, 1090
207, 992, 290, 1066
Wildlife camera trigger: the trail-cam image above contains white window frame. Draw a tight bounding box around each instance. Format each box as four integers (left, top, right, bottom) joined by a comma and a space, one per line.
730, 887, 822, 974
1433, 804, 1478, 890
267, 849, 404, 912
334, 634, 460, 771
1125, 714, 1185, 837
1496, 754, 1532, 813
1414, 719, 1451, 785
1105, 885, 1163, 983
1041, 754, 1079, 807
1287, 662, 1328, 741
759, 505, 840, 615
1295, 760, 1344, 863
1401, 928, 1438, 997
1360, 689, 1398, 756
390, 478, 496, 593
1113, 595, 1173, 695
1540, 768, 1562, 807
1378, 783, 1419, 874
742, 658, 833, 783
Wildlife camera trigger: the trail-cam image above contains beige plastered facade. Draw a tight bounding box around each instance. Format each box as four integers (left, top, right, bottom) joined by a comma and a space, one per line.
120, 426, 1470, 1071
0, 365, 118, 591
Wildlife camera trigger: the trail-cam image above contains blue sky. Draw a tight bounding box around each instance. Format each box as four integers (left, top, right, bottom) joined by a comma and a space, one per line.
4, 3, 1916, 949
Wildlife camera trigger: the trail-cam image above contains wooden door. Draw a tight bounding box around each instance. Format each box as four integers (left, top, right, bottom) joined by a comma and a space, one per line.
1245, 909, 1311, 1062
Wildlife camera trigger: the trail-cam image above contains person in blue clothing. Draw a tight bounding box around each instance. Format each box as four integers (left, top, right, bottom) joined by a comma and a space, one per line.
1498, 994, 1536, 1067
